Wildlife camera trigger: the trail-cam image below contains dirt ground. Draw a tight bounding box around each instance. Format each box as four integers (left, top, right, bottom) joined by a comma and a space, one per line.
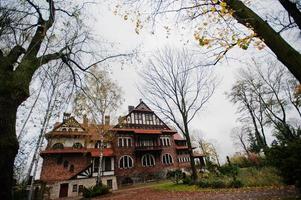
95, 186, 299, 200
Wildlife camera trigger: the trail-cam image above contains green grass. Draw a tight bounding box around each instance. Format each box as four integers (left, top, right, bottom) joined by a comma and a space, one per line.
152, 182, 199, 192
238, 167, 283, 187
153, 166, 284, 192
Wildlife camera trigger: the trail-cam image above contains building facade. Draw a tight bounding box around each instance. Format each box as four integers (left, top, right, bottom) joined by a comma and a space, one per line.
39, 101, 203, 199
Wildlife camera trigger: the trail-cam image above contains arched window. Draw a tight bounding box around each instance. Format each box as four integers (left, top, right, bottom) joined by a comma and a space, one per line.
162, 154, 173, 165
141, 154, 155, 167
119, 155, 133, 169
63, 160, 69, 168
69, 164, 74, 172
52, 143, 64, 149
62, 128, 67, 131
73, 142, 83, 149
95, 141, 102, 148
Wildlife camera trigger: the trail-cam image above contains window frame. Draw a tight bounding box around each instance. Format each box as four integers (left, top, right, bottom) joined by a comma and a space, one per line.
141, 154, 155, 167
119, 155, 134, 169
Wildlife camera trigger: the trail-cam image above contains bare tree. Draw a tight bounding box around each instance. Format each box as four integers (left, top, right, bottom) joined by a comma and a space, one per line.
0, 1, 131, 198
231, 126, 250, 157
229, 60, 301, 146
140, 47, 216, 182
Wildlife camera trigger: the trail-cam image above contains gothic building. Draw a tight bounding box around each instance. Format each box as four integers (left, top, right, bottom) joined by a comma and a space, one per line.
39, 100, 203, 199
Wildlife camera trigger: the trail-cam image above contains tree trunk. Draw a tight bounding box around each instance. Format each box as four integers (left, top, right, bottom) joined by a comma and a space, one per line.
226, 0, 301, 83
0, 96, 19, 200
184, 125, 198, 182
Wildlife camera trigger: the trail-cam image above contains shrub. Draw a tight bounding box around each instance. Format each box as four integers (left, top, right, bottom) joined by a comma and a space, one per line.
219, 164, 239, 177
210, 180, 227, 188
182, 176, 192, 185
166, 170, 184, 184
83, 184, 109, 198
197, 180, 210, 188
229, 180, 243, 188
266, 139, 301, 189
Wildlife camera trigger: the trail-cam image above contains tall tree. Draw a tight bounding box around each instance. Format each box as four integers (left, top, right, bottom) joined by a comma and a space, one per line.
73, 67, 123, 125
231, 126, 251, 156
229, 60, 301, 146
120, 0, 301, 82
0, 1, 128, 199
140, 47, 216, 182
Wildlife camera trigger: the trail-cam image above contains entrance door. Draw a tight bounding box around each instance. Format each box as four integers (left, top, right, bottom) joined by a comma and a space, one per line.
59, 183, 69, 198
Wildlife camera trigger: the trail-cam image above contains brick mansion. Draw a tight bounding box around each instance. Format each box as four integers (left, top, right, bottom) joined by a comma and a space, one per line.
39, 100, 205, 199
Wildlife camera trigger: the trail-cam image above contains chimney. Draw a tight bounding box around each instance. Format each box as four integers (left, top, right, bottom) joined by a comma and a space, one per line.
63, 113, 71, 121
128, 106, 134, 112
105, 115, 110, 125
83, 114, 88, 127
139, 98, 142, 103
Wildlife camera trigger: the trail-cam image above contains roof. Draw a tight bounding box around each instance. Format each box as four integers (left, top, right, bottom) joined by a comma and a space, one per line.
173, 133, 186, 141
89, 148, 114, 157
110, 128, 176, 135
40, 147, 114, 157
193, 153, 204, 157
175, 146, 189, 150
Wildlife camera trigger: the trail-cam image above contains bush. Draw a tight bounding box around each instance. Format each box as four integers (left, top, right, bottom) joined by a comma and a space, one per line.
166, 170, 185, 184
229, 180, 243, 188
266, 139, 301, 189
218, 164, 239, 177
210, 180, 226, 188
82, 184, 109, 198
197, 180, 210, 188
182, 176, 192, 185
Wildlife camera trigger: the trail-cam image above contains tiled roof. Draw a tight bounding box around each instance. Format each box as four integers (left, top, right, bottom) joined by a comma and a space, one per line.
173, 133, 186, 140
110, 128, 176, 135
40, 147, 114, 157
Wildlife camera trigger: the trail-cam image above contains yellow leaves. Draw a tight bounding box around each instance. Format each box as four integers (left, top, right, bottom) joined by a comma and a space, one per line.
135, 19, 143, 34
210, 7, 216, 12
194, 32, 212, 46
219, 1, 227, 8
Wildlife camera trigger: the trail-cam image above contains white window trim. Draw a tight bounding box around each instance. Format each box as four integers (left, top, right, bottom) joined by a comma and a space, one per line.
162, 153, 173, 165
141, 154, 155, 167
118, 155, 134, 169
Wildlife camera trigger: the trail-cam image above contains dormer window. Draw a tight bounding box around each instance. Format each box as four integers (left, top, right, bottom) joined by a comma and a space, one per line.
52, 143, 64, 149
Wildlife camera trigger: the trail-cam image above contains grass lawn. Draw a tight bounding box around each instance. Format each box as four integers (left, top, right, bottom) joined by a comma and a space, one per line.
153, 167, 285, 192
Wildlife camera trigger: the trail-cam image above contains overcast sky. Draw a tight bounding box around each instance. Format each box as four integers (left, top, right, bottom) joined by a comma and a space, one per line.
85, 3, 276, 161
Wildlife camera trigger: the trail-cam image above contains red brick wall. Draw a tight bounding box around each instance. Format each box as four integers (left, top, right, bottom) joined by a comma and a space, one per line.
40, 155, 91, 182
113, 133, 183, 185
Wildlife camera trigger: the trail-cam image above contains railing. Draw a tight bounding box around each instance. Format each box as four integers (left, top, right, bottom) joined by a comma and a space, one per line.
134, 144, 162, 151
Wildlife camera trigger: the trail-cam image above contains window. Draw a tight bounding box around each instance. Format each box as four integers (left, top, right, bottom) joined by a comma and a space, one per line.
57, 156, 63, 165
63, 160, 69, 168
118, 137, 132, 147
160, 137, 170, 146
162, 154, 173, 165
145, 114, 153, 125
78, 185, 84, 193
69, 164, 74, 172
52, 143, 64, 149
119, 155, 133, 169
95, 141, 102, 148
107, 179, 113, 189
72, 184, 77, 192
72, 142, 83, 149
141, 154, 155, 167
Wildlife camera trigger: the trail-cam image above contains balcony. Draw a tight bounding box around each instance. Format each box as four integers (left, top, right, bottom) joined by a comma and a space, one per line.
134, 144, 162, 151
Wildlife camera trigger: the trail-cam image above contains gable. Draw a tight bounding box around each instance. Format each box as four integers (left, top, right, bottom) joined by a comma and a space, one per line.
134, 101, 152, 111
115, 101, 170, 130
54, 117, 85, 132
